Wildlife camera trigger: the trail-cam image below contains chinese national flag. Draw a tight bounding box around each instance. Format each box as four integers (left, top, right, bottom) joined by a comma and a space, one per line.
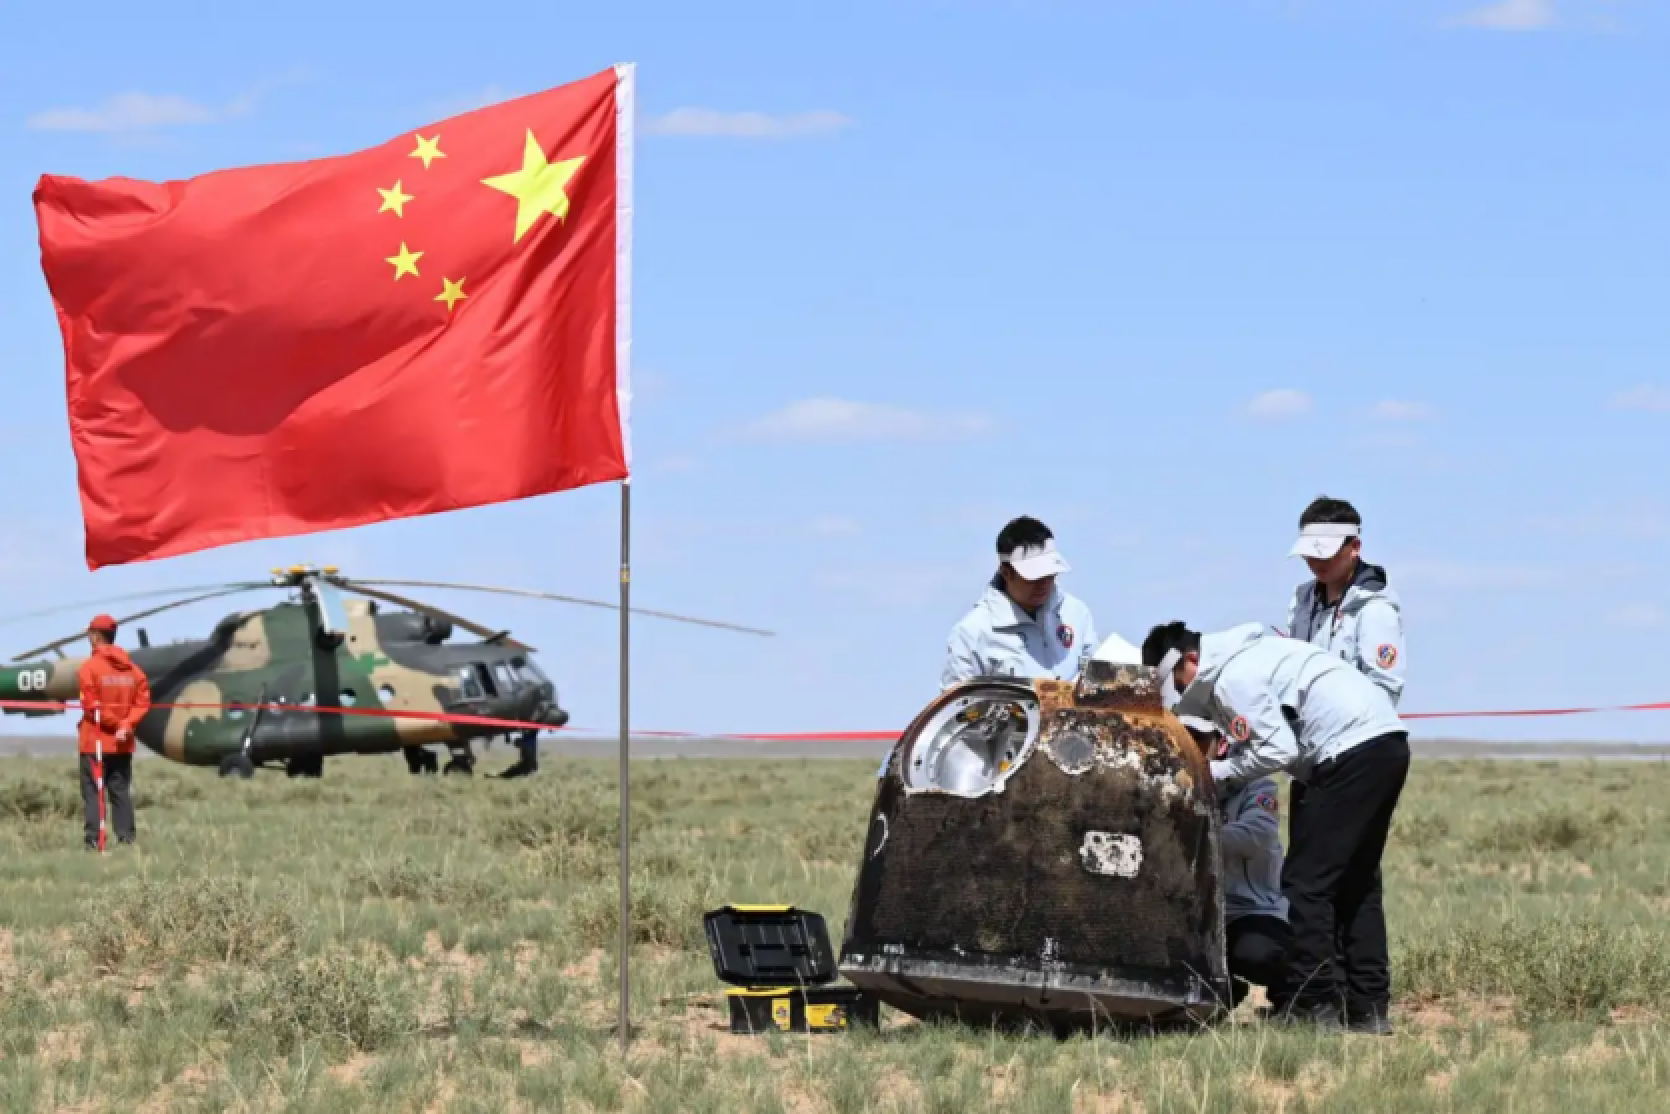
35, 64, 634, 569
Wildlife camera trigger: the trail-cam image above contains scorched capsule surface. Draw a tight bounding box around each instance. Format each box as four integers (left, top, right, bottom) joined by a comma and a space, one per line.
837, 659, 1231, 1030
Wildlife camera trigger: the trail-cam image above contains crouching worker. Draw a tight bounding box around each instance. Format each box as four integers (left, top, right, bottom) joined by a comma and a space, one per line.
1145, 621, 1408, 1035
1181, 715, 1290, 1010
78, 615, 151, 850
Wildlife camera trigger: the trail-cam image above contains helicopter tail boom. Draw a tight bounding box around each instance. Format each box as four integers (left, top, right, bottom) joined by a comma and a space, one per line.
0, 659, 80, 715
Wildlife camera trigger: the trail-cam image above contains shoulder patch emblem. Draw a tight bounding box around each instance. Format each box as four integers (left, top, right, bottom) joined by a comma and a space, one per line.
1253, 791, 1278, 813
1229, 715, 1250, 742
1058, 624, 1074, 649
1377, 643, 1398, 669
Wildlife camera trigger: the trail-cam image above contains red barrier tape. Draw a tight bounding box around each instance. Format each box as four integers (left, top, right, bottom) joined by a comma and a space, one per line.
0, 699, 556, 734
2, 697, 1668, 744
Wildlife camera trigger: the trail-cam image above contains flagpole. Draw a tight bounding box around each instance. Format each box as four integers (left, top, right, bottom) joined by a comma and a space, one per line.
617, 476, 632, 1055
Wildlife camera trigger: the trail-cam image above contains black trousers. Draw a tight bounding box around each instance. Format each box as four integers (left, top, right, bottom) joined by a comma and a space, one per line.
80, 753, 136, 847
1277, 731, 1409, 1018
1227, 914, 1290, 1006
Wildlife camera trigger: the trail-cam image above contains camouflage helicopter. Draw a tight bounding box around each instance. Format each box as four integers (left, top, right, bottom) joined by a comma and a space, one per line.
0, 565, 770, 778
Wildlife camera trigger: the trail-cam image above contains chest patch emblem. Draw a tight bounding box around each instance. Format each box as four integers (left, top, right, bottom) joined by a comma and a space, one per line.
1057, 624, 1074, 649
1229, 715, 1250, 742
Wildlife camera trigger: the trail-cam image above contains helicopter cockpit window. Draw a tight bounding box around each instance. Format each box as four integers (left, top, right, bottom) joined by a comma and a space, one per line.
453, 666, 485, 700
492, 663, 516, 692
512, 657, 548, 684
473, 664, 498, 697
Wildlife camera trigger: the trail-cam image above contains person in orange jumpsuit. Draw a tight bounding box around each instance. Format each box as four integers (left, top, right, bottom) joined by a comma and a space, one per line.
78, 614, 151, 849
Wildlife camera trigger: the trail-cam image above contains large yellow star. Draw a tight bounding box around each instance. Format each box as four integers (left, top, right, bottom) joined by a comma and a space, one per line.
377, 180, 413, 217
481, 130, 586, 243
410, 134, 445, 169
436, 277, 467, 312
385, 242, 422, 280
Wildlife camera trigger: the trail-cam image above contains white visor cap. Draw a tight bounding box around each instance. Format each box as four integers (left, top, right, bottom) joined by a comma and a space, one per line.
1003, 537, 1070, 581
1289, 522, 1359, 560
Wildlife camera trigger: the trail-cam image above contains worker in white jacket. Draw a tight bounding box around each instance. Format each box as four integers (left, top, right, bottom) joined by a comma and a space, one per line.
1146, 621, 1408, 1035
941, 516, 1097, 687
1179, 715, 1290, 1009
1284, 496, 1405, 706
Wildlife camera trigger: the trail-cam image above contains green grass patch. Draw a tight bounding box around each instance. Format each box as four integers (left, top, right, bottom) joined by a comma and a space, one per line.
0, 752, 1663, 1110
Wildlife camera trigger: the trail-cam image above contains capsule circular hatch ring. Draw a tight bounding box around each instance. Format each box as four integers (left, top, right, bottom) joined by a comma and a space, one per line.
899, 679, 1042, 798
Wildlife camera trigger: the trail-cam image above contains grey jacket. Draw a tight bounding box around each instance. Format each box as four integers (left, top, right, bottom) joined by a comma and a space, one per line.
1285, 561, 1405, 707
1221, 776, 1288, 922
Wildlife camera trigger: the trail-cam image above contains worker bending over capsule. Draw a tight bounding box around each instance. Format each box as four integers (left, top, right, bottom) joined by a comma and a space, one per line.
1144, 621, 1408, 1035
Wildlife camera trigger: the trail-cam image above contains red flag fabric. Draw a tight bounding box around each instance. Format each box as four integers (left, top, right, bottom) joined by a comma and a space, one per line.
35, 64, 634, 569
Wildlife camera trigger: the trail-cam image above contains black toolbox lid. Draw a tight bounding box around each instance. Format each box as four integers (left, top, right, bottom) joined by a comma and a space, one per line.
703, 905, 836, 988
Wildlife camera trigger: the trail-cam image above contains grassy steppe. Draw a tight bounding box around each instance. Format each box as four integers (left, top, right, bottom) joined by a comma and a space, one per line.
1, 752, 1668, 1112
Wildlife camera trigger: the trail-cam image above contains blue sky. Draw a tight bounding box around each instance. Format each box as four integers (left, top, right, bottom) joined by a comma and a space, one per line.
1, 0, 1666, 741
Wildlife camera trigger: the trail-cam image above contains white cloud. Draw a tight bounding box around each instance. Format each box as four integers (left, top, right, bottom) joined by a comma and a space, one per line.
1447, 0, 1558, 31
644, 108, 854, 139
27, 71, 308, 136
27, 92, 219, 133
1372, 399, 1434, 422
741, 398, 993, 443
1244, 389, 1313, 422
1610, 386, 1670, 413
809, 516, 862, 537
1608, 604, 1663, 629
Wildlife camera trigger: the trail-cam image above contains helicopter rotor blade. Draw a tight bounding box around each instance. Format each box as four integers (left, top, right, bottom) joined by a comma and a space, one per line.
331, 581, 536, 653
0, 581, 271, 629
9, 584, 275, 662
340, 578, 775, 637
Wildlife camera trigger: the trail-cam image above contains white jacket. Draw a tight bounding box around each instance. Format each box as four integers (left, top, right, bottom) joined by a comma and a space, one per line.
1285, 561, 1405, 706
1221, 777, 1288, 922
1177, 623, 1405, 788
941, 581, 1098, 687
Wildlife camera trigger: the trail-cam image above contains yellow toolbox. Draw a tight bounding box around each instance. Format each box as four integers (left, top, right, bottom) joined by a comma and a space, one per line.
702, 904, 880, 1034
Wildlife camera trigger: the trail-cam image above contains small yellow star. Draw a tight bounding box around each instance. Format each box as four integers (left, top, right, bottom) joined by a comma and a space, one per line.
436, 277, 467, 312
377, 180, 413, 217
482, 129, 586, 243
410, 134, 445, 169
385, 242, 422, 280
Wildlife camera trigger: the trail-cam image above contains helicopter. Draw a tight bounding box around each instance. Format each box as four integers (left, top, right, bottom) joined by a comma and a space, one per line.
0, 565, 771, 778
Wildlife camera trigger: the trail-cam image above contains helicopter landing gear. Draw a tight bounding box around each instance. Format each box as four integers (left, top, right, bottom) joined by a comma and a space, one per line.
405, 746, 440, 775
286, 754, 324, 778
496, 731, 540, 778
219, 753, 255, 779
442, 744, 475, 776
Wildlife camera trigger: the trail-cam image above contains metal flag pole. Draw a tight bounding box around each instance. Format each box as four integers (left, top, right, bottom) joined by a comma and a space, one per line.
617, 476, 632, 1055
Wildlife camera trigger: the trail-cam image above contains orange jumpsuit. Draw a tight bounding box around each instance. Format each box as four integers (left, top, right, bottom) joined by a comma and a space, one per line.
77, 642, 151, 755
76, 643, 150, 848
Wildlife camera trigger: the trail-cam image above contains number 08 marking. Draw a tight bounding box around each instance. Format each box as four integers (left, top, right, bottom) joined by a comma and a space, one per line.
16, 669, 47, 692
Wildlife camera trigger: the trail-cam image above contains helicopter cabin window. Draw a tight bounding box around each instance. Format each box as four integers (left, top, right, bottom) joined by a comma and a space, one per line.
472, 664, 498, 697
379, 684, 396, 702
453, 666, 485, 700
512, 657, 549, 684
340, 689, 358, 707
